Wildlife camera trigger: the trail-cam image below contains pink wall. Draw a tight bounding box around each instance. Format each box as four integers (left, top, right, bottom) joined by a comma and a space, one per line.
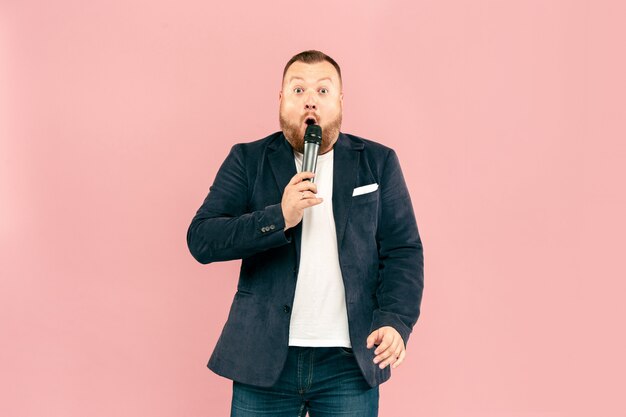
1, 0, 625, 416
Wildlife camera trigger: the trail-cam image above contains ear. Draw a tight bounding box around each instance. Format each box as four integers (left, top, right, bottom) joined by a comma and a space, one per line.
278, 90, 283, 101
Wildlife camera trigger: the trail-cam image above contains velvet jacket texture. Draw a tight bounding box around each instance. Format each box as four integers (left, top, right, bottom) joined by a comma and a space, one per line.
187, 131, 424, 388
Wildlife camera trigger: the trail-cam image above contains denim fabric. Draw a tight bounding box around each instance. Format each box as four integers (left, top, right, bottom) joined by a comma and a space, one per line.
230, 346, 379, 417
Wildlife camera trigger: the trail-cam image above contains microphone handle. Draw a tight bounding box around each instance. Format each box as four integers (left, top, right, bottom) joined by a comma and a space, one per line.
302, 141, 320, 183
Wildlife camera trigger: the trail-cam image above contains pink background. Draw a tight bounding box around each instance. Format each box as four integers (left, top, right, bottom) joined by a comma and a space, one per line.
1, 0, 624, 416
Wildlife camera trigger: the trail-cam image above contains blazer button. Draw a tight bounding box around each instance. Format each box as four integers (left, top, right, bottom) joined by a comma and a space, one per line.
283, 305, 291, 313
269, 224, 275, 230
261, 227, 267, 232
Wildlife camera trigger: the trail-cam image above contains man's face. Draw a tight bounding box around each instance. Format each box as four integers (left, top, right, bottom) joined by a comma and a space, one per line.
279, 60, 343, 154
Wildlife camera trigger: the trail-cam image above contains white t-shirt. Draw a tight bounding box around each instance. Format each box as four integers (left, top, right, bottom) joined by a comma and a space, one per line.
288, 148, 351, 348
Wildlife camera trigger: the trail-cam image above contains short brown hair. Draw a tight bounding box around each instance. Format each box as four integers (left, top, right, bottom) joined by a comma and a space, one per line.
282, 50, 342, 86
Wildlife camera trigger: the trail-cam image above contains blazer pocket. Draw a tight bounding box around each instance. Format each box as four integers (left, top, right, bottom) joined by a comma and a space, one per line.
352, 183, 379, 197
352, 192, 379, 206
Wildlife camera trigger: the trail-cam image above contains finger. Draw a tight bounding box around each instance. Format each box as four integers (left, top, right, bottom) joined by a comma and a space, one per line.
294, 181, 318, 194
374, 332, 395, 355
392, 349, 406, 369
374, 340, 398, 364
388, 345, 403, 368
376, 345, 395, 368
296, 197, 323, 208
298, 190, 316, 200
288, 171, 315, 185
380, 348, 401, 369
380, 342, 403, 368
378, 354, 394, 369
367, 330, 380, 349
295, 191, 322, 204
393, 344, 403, 359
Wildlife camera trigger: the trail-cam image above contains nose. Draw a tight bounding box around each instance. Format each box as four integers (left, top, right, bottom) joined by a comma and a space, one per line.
304, 92, 317, 110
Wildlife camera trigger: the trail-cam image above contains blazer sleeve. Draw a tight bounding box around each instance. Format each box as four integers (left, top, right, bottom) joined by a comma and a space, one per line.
186, 144, 292, 264
369, 149, 425, 348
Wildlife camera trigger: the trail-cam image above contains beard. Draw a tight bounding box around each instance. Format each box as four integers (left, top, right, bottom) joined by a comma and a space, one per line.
279, 111, 342, 154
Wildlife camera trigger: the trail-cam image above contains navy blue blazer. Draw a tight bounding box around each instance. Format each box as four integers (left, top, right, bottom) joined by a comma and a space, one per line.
187, 131, 424, 388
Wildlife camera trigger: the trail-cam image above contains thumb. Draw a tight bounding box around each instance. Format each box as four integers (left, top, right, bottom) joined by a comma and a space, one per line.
366, 329, 381, 349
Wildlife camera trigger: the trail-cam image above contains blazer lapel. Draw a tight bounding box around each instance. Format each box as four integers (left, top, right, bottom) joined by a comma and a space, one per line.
268, 134, 297, 197
266, 132, 364, 264
332, 132, 364, 249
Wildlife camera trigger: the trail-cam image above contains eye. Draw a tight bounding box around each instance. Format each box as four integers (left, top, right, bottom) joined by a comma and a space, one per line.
294, 87, 304, 94
319, 88, 329, 94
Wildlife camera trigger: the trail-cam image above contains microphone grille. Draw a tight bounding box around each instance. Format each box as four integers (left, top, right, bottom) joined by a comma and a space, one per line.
304, 124, 322, 144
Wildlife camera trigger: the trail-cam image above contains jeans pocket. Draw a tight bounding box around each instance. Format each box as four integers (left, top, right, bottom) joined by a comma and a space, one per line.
338, 346, 354, 356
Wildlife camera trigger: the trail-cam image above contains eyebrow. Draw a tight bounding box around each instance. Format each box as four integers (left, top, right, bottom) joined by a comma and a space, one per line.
288, 76, 334, 84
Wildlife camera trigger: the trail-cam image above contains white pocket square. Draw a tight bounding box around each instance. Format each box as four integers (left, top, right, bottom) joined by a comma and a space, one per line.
352, 183, 379, 196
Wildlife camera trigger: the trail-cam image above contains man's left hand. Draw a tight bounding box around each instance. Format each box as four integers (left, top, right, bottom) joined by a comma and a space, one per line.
366, 326, 406, 369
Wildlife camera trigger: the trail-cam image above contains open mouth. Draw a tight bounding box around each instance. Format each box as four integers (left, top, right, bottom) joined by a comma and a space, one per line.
305, 117, 317, 125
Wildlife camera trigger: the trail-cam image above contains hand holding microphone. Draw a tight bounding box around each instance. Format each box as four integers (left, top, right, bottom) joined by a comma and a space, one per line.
281, 122, 323, 231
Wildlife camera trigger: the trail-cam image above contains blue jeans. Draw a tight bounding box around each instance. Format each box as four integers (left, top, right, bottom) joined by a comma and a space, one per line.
230, 346, 379, 416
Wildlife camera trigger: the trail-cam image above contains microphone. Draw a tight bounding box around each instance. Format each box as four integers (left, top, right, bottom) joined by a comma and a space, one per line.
302, 121, 322, 183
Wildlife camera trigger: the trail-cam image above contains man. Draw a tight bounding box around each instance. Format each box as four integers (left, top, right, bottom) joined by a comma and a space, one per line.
187, 50, 424, 417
